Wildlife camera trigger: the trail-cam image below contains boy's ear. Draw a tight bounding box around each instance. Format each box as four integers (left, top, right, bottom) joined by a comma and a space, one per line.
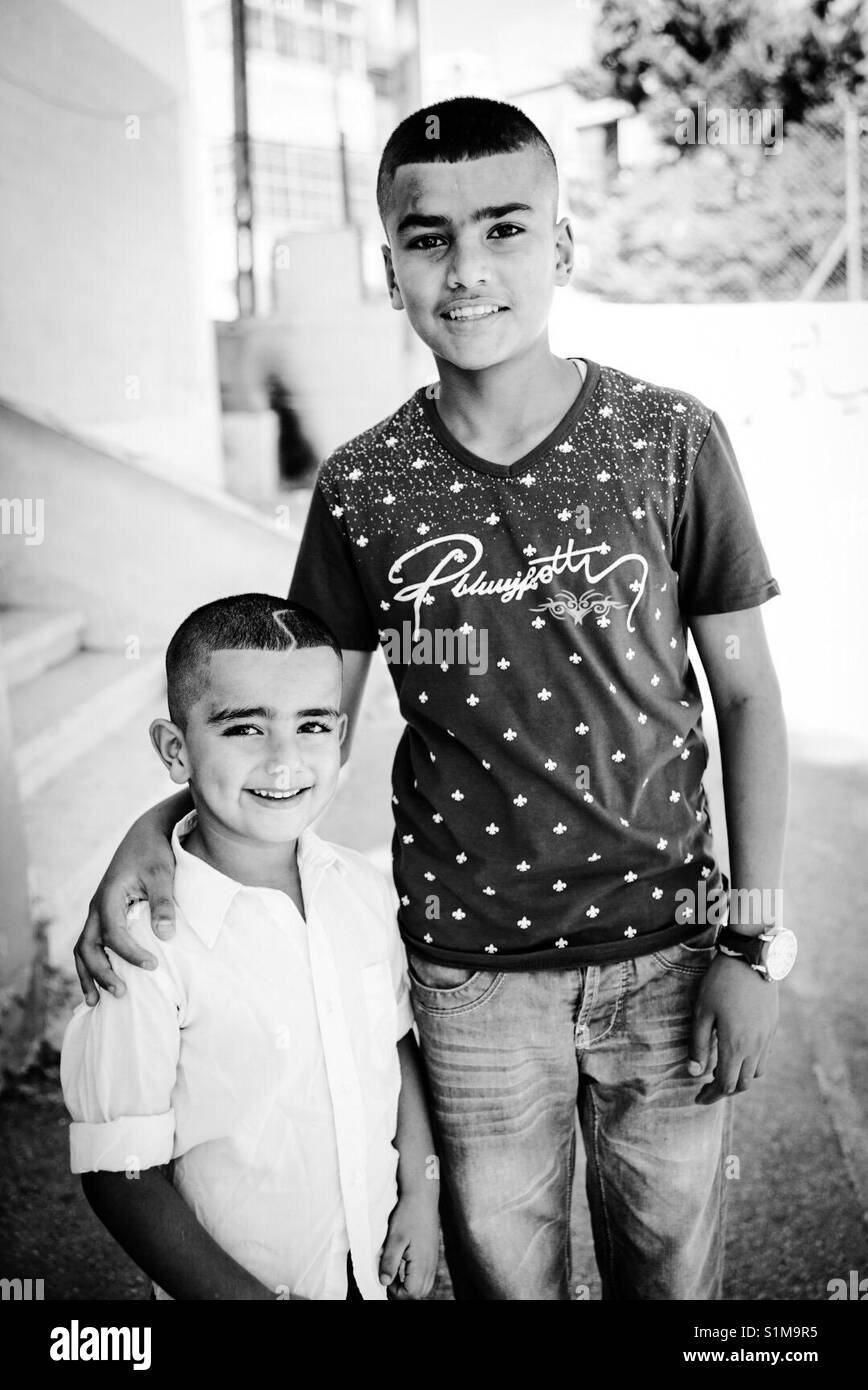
336, 712, 349, 745
554, 216, 574, 287
381, 244, 405, 311
150, 718, 190, 785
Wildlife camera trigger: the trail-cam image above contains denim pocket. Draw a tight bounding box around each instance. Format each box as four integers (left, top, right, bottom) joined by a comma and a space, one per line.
651, 924, 720, 974
407, 950, 503, 1011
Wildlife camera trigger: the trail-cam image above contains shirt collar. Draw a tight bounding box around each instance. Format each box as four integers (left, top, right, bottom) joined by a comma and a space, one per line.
171, 811, 344, 948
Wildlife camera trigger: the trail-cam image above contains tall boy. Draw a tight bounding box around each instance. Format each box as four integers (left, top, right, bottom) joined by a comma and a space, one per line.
75, 99, 792, 1300
62, 595, 439, 1300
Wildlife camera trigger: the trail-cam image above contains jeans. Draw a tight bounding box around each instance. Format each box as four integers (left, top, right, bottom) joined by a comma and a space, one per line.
408, 925, 730, 1300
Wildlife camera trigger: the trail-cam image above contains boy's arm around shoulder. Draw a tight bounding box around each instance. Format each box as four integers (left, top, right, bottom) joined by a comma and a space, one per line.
74, 787, 193, 1004
687, 606, 788, 1105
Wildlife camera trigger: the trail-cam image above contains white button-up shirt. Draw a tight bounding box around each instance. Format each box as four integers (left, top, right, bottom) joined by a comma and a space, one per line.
61, 812, 414, 1301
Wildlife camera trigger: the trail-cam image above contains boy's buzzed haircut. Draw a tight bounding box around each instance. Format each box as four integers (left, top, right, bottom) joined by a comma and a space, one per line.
377, 95, 558, 222
166, 593, 341, 728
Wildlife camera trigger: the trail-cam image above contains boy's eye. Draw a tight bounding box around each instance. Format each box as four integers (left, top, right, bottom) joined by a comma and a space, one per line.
223, 725, 263, 737
407, 234, 447, 251
489, 223, 523, 239
299, 721, 332, 735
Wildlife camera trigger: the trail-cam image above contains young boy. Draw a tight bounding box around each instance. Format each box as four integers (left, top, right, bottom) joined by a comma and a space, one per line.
62, 594, 440, 1300
75, 98, 793, 1300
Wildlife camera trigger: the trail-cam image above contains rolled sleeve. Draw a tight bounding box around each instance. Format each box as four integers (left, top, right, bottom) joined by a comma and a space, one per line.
60, 906, 183, 1173
69, 1111, 175, 1174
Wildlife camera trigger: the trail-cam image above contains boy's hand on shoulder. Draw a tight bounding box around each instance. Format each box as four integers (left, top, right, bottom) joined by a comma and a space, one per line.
75, 803, 182, 1003
379, 1188, 440, 1300
689, 952, 779, 1106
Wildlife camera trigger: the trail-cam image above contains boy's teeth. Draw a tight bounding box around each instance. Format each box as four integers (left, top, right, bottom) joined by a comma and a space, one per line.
251, 789, 301, 799
447, 305, 501, 320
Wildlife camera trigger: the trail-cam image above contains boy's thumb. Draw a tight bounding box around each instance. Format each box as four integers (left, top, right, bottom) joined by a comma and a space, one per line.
379, 1232, 403, 1285
688, 1009, 713, 1077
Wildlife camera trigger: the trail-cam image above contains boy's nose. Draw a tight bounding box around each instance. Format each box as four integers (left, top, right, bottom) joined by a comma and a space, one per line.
265, 749, 304, 788
446, 240, 490, 289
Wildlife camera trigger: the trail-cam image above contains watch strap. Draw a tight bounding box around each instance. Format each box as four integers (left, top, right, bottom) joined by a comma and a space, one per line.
716, 926, 767, 967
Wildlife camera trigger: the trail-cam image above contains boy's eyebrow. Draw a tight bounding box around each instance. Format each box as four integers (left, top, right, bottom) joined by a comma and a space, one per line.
206, 706, 275, 724
396, 202, 534, 234
206, 705, 341, 724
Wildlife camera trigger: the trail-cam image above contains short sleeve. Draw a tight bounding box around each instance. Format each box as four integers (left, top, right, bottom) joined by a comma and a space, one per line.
673, 413, 781, 616
60, 904, 182, 1174
288, 483, 379, 651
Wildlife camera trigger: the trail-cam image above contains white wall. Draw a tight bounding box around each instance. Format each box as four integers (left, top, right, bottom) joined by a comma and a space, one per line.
0, 0, 223, 485
550, 295, 868, 757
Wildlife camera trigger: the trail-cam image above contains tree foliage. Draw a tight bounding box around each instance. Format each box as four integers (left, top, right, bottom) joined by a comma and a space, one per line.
570, 108, 866, 300
571, 0, 867, 147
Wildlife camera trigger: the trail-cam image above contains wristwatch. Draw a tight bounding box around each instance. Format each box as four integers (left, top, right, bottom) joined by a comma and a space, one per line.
716, 925, 798, 981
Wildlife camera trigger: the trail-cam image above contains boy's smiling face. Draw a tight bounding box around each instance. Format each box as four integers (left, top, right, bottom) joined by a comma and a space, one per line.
152, 646, 346, 846
381, 147, 573, 373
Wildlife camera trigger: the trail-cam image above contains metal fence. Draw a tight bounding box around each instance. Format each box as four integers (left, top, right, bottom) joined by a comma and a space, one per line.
570, 103, 868, 303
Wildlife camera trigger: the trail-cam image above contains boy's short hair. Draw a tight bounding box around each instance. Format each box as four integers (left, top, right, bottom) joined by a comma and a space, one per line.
166, 594, 341, 729
377, 95, 558, 222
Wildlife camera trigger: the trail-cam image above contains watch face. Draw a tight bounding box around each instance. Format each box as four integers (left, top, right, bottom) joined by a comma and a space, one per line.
765, 930, 798, 981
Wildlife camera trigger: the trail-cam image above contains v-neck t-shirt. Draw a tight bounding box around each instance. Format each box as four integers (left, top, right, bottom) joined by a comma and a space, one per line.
289, 359, 780, 968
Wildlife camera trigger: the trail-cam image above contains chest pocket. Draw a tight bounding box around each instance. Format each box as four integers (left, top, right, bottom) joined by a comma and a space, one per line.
362, 961, 397, 1072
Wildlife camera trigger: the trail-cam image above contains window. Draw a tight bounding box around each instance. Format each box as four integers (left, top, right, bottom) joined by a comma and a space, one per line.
274, 16, 299, 55
298, 24, 326, 61
251, 141, 346, 227
238, 0, 360, 68
244, 3, 267, 49
334, 32, 355, 69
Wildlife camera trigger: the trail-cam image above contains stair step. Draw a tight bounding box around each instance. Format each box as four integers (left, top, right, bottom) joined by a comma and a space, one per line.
0, 607, 84, 688
11, 649, 166, 800
24, 709, 173, 974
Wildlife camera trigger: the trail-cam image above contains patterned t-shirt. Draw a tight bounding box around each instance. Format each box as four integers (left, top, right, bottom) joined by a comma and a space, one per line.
289, 359, 780, 969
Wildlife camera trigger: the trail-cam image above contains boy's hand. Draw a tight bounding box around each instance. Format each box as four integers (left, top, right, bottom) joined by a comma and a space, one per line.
689, 952, 779, 1105
379, 1191, 440, 1300
74, 812, 179, 1005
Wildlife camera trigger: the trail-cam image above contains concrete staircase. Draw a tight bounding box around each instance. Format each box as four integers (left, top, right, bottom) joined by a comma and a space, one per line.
0, 607, 169, 976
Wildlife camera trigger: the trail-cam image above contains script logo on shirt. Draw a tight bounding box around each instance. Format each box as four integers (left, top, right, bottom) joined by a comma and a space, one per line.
388, 533, 649, 636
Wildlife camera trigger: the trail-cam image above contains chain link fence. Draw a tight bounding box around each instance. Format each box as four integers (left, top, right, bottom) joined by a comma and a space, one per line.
570, 104, 868, 302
